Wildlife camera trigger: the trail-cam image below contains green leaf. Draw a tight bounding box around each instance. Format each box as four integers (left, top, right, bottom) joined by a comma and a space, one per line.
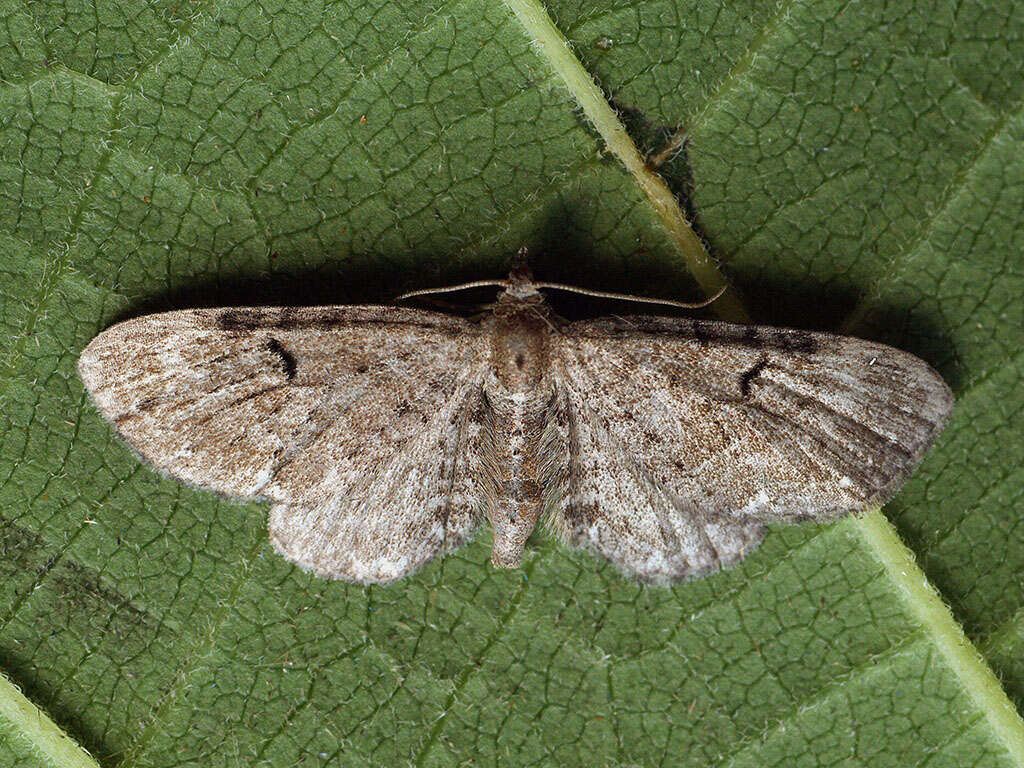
1, 0, 1023, 765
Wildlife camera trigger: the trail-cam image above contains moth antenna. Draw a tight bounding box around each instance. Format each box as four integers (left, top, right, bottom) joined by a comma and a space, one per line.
532, 282, 728, 310
394, 279, 509, 303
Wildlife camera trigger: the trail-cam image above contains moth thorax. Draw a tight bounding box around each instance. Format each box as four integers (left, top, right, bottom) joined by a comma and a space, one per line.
503, 262, 539, 298
490, 313, 549, 391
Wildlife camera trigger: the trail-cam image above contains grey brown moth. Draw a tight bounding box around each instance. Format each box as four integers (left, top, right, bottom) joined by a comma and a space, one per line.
78, 266, 953, 584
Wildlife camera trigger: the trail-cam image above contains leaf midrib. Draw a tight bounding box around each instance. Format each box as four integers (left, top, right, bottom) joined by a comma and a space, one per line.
0, 670, 99, 768
501, 0, 748, 322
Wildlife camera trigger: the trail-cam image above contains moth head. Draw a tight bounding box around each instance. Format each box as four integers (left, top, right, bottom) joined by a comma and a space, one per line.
504, 246, 539, 299
504, 266, 539, 299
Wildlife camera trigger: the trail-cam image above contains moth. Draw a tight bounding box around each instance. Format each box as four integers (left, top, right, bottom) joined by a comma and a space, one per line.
78, 266, 953, 584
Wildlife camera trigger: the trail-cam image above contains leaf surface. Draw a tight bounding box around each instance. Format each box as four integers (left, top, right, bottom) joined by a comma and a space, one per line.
1, 0, 1022, 765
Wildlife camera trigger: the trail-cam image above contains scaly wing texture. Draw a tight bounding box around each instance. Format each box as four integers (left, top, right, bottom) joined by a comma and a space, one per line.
538, 387, 767, 584
78, 306, 489, 583
549, 316, 953, 583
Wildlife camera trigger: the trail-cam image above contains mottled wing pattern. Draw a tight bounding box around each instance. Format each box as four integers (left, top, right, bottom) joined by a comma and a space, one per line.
539, 387, 766, 584
78, 306, 489, 583
548, 316, 953, 583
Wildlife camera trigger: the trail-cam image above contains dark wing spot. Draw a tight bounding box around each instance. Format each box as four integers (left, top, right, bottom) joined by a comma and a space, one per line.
784, 330, 818, 354
742, 325, 762, 348
272, 308, 346, 330
691, 320, 712, 347
217, 309, 263, 332
744, 327, 818, 354
563, 501, 601, 529
266, 337, 297, 380
739, 357, 769, 398
135, 396, 159, 413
